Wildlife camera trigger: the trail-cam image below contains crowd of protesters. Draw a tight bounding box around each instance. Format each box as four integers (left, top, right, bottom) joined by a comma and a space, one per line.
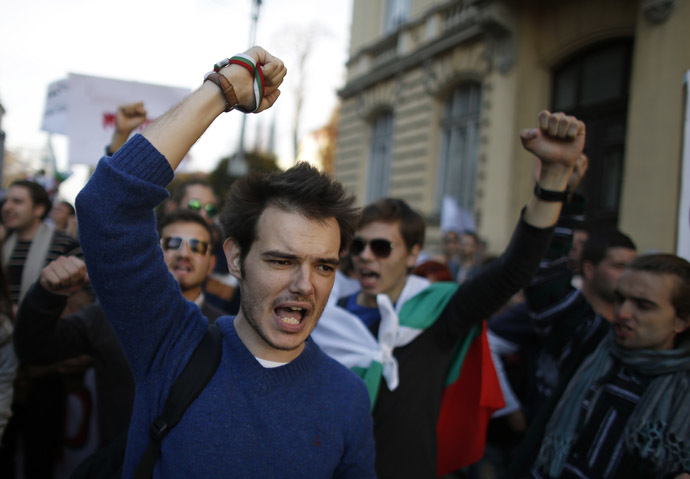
0, 45, 688, 479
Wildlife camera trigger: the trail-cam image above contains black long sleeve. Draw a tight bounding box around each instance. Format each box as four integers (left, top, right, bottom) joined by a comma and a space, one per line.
14, 281, 135, 444
14, 282, 98, 364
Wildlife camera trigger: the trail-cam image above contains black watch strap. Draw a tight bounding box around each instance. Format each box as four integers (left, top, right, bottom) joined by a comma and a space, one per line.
533, 183, 569, 202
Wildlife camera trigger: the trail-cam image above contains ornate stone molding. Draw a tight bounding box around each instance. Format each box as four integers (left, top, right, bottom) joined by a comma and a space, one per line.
423, 47, 487, 98
340, 1, 518, 99
642, 0, 676, 24
355, 81, 398, 120
483, 29, 515, 74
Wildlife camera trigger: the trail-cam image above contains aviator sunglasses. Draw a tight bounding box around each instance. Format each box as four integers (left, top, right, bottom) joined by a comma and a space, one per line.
160, 236, 210, 255
187, 199, 218, 219
349, 237, 394, 258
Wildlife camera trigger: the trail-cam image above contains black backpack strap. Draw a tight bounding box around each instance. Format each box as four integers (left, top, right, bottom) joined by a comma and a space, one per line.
134, 322, 223, 479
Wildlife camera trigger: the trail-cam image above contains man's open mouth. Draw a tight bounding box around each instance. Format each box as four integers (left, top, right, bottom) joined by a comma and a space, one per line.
275, 306, 306, 325
359, 269, 380, 288
614, 322, 633, 337
173, 262, 192, 273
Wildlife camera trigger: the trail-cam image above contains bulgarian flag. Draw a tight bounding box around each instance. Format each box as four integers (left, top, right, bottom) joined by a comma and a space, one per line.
312, 275, 505, 476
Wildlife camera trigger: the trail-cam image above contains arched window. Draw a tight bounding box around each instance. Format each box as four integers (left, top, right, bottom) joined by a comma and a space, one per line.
367, 112, 394, 202
435, 82, 482, 213
552, 40, 633, 229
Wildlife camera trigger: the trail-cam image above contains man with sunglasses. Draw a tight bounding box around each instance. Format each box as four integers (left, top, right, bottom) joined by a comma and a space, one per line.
170, 179, 220, 225
312, 110, 587, 478
169, 179, 243, 315
158, 209, 224, 313
13, 209, 224, 448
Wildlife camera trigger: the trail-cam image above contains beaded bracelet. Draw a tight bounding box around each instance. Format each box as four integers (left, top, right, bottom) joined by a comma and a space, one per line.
206, 54, 264, 113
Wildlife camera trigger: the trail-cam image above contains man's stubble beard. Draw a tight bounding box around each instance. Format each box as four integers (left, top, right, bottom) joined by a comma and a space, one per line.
238, 280, 327, 354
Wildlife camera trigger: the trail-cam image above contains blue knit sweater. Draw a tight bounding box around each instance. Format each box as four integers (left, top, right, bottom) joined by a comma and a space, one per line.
76, 135, 376, 478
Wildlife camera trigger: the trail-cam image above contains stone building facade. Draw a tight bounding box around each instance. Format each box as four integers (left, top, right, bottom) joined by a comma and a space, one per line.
335, 0, 689, 254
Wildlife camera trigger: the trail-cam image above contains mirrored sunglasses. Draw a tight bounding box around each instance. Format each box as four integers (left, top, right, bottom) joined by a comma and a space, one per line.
187, 199, 218, 218
349, 237, 393, 258
160, 236, 210, 255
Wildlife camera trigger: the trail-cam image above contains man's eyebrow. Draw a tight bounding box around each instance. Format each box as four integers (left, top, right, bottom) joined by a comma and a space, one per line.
615, 289, 657, 307
633, 296, 657, 307
319, 257, 341, 267
262, 250, 298, 260
262, 250, 340, 266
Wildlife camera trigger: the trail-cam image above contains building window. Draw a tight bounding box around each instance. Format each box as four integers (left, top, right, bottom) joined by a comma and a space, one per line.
552, 40, 632, 230
384, 0, 410, 33
435, 82, 482, 214
367, 112, 394, 202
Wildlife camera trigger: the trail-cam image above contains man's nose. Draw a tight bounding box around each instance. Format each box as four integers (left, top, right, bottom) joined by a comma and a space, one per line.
175, 240, 193, 256
290, 264, 315, 296
357, 243, 376, 261
616, 300, 633, 320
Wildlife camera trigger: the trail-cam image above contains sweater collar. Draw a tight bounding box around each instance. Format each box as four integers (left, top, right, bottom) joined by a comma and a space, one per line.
219, 317, 323, 393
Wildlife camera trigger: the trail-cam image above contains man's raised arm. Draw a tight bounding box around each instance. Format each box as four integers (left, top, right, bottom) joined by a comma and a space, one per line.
521, 110, 585, 228
74, 46, 285, 377
14, 256, 94, 364
107, 102, 148, 155
435, 111, 586, 338
142, 46, 286, 170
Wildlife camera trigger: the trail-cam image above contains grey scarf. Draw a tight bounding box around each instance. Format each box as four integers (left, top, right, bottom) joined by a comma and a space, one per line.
535, 331, 690, 477
2, 222, 54, 303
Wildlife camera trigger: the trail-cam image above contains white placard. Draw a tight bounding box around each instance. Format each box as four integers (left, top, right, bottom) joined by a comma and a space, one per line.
440, 195, 476, 233
42, 73, 190, 166
41, 78, 69, 135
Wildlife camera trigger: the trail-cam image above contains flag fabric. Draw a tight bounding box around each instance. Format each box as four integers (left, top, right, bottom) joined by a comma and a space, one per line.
437, 322, 505, 474
312, 275, 505, 474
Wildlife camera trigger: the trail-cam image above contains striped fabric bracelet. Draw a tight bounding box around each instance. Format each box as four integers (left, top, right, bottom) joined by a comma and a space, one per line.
206, 54, 264, 113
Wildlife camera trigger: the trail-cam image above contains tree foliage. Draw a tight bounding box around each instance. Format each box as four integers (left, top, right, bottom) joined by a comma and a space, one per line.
208, 150, 281, 201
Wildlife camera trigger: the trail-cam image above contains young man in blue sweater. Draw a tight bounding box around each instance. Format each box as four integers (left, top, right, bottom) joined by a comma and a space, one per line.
72, 46, 376, 477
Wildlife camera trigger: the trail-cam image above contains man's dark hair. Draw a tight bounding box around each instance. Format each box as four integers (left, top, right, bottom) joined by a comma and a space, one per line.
157, 209, 213, 240
581, 229, 636, 267
412, 260, 452, 282
10, 180, 52, 220
460, 230, 479, 244
59, 201, 76, 216
627, 254, 690, 322
442, 230, 459, 241
359, 198, 425, 251
171, 179, 215, 206
220, 162, 358, 267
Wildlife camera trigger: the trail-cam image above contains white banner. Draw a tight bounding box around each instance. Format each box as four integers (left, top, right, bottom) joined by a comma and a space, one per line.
42, 73, 190, 166
440, 196, 476, 234
41, 78, 69, 135
678, 70, 690, 260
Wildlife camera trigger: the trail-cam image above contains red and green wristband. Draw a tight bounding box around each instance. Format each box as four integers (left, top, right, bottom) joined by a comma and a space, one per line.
206, 54, 264, 113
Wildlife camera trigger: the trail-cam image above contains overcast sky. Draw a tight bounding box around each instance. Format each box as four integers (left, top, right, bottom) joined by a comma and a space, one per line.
0, 0, 353, 188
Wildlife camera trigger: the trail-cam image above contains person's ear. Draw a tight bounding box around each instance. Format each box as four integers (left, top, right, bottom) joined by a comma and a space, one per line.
224, 238, 242, 279
406, 244, 421, 269
34, 203, 47, 220
206, 254, 217, 277
582, 260, 595, 280
674, 314, 690, 335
